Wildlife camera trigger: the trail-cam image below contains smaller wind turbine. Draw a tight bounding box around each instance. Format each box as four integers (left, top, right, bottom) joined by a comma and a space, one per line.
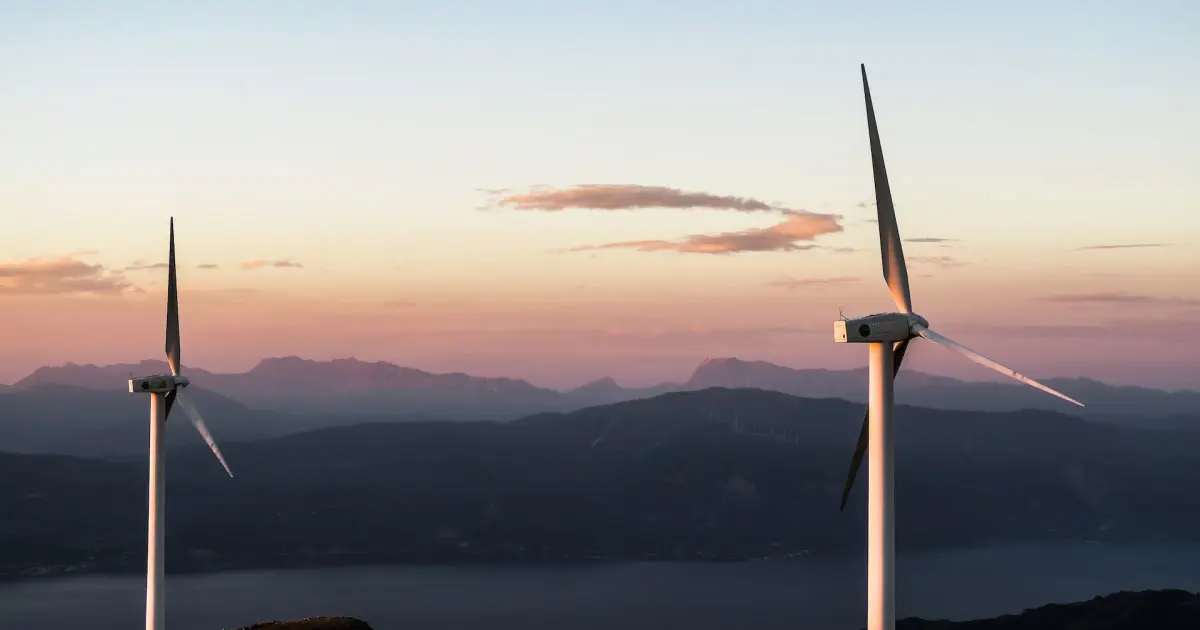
127, 218, 233, 630
834, 65, 1084, 630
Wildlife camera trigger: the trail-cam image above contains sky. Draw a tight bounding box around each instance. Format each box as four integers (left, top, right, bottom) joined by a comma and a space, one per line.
1, 1, 1198, 390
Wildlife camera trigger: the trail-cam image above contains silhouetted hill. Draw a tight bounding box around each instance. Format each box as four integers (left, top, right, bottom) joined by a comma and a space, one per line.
0, 384, 340, 457
892, 589, 1200, 630
568, 377, 678, 405
3, 388, 1200, 578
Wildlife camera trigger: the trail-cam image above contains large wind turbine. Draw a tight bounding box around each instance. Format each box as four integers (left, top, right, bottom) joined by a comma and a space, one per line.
127, 218, 233, 630
834, 65, 1085, 630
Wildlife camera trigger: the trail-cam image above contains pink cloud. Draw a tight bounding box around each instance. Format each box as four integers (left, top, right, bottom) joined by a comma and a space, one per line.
908, 255, 965, 268
497, 184, 845, 255
1076, 243, 1174, 251
0, 255, 134, 296
1034, 292, 1199, 306
124, 261, 169, 272
495, 184, 787, 213
240, 259, 304, 271
770, 275, 861, 289
565, 211, 844, 255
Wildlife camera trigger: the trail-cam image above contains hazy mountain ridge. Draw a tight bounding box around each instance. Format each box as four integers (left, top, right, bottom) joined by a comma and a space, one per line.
6, 356, 1198, 422
3, 388, 1199, 579
683, 358, 1200, 419
9, 357, 573, 420
0, 384, 417, 457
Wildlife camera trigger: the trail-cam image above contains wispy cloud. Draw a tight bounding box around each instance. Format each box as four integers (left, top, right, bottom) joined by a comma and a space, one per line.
495, 184, 788, 213
563, 211, 843, 254
907, 237, 958, 244
196, 263, 219, 270
123, 260, 169, 272
770, 275, 861, 289
1034, 292, 1200, 306
0, 255, 134, 296
909, 255, 965, 268
1076, 243, 1174, 251
239, 259, 304, 271
588, 325, 815, 344
496, 184, 843, 255
961, 319, 1194, 340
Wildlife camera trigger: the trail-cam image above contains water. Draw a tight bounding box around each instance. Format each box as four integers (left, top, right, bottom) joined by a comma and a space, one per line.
2, 544, 1198, 630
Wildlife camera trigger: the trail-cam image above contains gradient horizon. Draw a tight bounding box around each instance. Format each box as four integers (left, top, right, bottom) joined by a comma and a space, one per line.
1, 2, 1198, 390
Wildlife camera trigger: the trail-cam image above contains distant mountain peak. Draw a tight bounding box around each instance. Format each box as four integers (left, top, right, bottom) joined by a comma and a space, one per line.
15, 360, 172, 390
573, 377, 623, 394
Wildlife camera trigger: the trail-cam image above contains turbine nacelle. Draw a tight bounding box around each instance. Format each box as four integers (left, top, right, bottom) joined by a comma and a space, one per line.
833, 312, 928, 344
128, 374, 190, 394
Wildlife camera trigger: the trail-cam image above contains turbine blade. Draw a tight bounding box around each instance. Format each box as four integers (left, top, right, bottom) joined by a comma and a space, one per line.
174, 388, 234, 478
861, 64, 912, 313
916, 327, 1085, 407
839, 338, 909, 511
164, 388, 176, 421
165, 218, 181, 377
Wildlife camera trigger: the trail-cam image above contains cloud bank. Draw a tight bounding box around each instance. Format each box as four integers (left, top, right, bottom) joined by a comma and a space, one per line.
124, 261, 169, 272
1076, 243, 1173, 251
496, 184, 785, 213
1035, 292, 1199, 306
770, 276, 861, 289
496, 184, 844, 254
908, 255, 965, 268
240, 259, 304, 271
0, 256, 133, 296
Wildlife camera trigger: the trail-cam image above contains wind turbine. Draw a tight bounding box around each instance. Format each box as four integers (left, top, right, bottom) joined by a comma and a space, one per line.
127, 218, 234, 630
834, 65, 1085, 630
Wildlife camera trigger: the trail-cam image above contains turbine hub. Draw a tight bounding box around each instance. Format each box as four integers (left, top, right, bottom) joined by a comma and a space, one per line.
908, 312, 929, 332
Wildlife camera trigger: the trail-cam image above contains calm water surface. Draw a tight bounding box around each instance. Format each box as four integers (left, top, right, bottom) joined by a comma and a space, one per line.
2, 544, 1198, 630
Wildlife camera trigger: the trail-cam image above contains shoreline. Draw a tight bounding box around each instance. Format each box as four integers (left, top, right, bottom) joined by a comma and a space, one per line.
3, 540, 1192, 585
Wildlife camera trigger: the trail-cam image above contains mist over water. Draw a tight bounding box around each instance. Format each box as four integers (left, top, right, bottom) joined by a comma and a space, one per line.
3, 544, 1198, 630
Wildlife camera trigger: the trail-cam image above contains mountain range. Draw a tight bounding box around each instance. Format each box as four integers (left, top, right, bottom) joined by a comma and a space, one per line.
5, 356, 1198, 424
3, 387, 1200, 579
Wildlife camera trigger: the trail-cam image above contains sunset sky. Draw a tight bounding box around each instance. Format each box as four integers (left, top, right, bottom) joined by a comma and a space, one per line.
1, 2, 1198, 389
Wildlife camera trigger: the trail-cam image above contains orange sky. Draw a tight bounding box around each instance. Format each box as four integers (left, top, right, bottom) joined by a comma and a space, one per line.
2, 5, 1198, 390
1, 251, 1197, 390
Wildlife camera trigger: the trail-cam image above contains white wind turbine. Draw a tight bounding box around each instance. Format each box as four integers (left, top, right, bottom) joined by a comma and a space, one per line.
127, 218, 234, 630
833, 65, 1085, 630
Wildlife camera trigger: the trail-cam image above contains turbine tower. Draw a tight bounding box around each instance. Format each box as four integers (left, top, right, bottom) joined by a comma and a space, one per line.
128, 218, 234, 630
835, 65, 1085, 630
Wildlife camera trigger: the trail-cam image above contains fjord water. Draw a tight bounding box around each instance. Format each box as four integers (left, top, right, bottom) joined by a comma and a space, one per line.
3, 544, 1198, 630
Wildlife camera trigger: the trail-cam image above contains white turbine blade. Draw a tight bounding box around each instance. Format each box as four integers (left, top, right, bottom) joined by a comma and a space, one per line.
165, 217, 181, 377
174, 388, 235, 477
916, 327, 1084, 407
861, 64, 912, 313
